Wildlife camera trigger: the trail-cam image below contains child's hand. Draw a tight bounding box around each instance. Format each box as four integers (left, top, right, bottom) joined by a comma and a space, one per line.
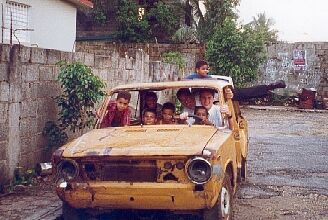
220, 104, 231, 117
224, 87, 234, 99
203, 118, 213, 126
179, 112, 189, 120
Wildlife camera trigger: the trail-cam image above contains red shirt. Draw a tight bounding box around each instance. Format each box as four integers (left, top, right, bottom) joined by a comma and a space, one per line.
99, 101, 131, 128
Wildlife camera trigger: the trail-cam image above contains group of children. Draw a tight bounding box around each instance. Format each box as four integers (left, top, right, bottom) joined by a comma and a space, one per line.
98, 60, 234, 128
99, 87, 229, 128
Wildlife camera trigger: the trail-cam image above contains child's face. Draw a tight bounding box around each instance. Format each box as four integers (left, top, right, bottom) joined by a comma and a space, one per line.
145, 96, 157, 109
178, 93, 195, 109
143, 111, 157, 125
200, 91, 214, 110
196, 64, 209, 77
195, 109, 208, 121
116, 98, 129, 111
162, 109, 174, 123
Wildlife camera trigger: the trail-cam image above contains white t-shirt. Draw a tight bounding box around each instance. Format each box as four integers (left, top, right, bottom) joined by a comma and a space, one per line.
208, 105, 223, 128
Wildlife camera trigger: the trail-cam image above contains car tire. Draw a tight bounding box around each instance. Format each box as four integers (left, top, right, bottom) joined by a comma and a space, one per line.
203, 174, 233, 220
62, 202, 87, 220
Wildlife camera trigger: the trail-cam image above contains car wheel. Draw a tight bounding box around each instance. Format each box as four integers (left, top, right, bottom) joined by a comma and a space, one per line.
203, 174, 233, 220
62, 202, 87, 220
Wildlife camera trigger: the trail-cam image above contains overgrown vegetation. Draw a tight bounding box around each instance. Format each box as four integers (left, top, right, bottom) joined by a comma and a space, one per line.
43, 62, 106, 149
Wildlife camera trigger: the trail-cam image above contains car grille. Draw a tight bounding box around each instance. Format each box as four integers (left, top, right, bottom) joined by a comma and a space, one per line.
81, 160, 158, 182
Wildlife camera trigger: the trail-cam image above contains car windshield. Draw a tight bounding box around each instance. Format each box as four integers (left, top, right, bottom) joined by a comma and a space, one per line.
97, 86, 230, 128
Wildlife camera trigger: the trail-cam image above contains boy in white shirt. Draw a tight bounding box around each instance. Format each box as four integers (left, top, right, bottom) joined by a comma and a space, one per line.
199, 89, 231, 128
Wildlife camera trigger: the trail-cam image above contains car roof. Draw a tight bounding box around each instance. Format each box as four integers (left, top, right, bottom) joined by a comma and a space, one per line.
110, 79, 231, 93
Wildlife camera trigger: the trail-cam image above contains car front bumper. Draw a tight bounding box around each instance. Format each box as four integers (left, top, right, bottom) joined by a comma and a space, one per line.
56, 181, 218, 211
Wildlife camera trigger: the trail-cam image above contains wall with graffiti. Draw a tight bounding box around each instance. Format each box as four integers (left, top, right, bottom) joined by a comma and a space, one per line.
258, 43, 322, 95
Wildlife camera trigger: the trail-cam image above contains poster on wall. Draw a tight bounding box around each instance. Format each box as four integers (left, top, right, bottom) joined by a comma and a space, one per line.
293, 49, 306, 66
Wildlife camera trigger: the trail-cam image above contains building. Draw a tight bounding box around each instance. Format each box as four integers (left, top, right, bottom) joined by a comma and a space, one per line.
0, 0, 93, 51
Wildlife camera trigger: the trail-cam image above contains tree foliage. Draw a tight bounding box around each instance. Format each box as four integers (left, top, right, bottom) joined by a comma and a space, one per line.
147, 2, 179, 40
185, 0, 240, 42
246, 12, 278, 45
116, 0, 179, 42
206, 18, 266, 87
116, 0, 151, 42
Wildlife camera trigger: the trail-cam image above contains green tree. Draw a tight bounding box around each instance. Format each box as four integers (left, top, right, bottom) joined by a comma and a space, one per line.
206, 18, 266, 87
185, 0, 240, 42
147, 2, 179, 41
116, 0, 151, 42
246, 12, 278, 45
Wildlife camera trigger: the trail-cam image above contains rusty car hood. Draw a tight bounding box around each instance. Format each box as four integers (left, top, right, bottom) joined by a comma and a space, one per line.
61, 125, 228, 157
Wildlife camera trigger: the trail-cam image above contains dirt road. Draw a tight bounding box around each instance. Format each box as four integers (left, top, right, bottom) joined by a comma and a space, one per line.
0, 108, 327, 220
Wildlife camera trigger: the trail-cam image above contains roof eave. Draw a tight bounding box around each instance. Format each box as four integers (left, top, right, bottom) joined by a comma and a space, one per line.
65, 0, 93, 8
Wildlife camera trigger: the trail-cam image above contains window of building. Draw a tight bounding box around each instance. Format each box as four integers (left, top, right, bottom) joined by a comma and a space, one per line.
4, 1, 30, 44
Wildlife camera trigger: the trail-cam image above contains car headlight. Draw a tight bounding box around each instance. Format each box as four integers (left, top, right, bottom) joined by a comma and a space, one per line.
57, 160, 79, 181
186, 157, 212, 184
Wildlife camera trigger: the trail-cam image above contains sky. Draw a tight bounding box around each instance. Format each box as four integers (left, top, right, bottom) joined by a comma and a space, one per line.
237, 0, 328, 42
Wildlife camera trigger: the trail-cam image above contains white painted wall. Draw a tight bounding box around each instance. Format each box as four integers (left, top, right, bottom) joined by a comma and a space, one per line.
0, 0, 77, 51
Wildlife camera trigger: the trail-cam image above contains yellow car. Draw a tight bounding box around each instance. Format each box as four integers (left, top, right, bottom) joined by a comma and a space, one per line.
52, 79, 248, 219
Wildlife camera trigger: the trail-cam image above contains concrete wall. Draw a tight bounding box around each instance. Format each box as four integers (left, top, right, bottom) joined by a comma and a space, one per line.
0, 0, 77, 52
76, 41, 206, 76
258, 42, 325, 97
77, 41, 328, 100
0, 43, 179, 186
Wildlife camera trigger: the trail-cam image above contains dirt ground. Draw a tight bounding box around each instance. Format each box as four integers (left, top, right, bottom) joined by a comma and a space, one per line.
233, 108, 328, 220
0, 108, 327, 220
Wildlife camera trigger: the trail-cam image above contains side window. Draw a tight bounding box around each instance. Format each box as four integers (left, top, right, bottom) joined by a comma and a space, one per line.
4, 1, 31, 44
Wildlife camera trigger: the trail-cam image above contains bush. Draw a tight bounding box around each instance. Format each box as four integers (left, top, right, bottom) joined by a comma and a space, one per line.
56, 62, 106, 132
43, 62, 106, 149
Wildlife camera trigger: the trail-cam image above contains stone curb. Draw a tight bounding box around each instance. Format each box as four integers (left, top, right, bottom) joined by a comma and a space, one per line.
242, 105, 328, 114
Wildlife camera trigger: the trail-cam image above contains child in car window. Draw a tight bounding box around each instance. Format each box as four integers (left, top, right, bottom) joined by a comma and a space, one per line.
144, 91, 162, 117
142, 108, 157, 125
99, 91, 131, 128
194, 106, 213, 126
199, 89, 231, 128
158, 102, 176, 124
